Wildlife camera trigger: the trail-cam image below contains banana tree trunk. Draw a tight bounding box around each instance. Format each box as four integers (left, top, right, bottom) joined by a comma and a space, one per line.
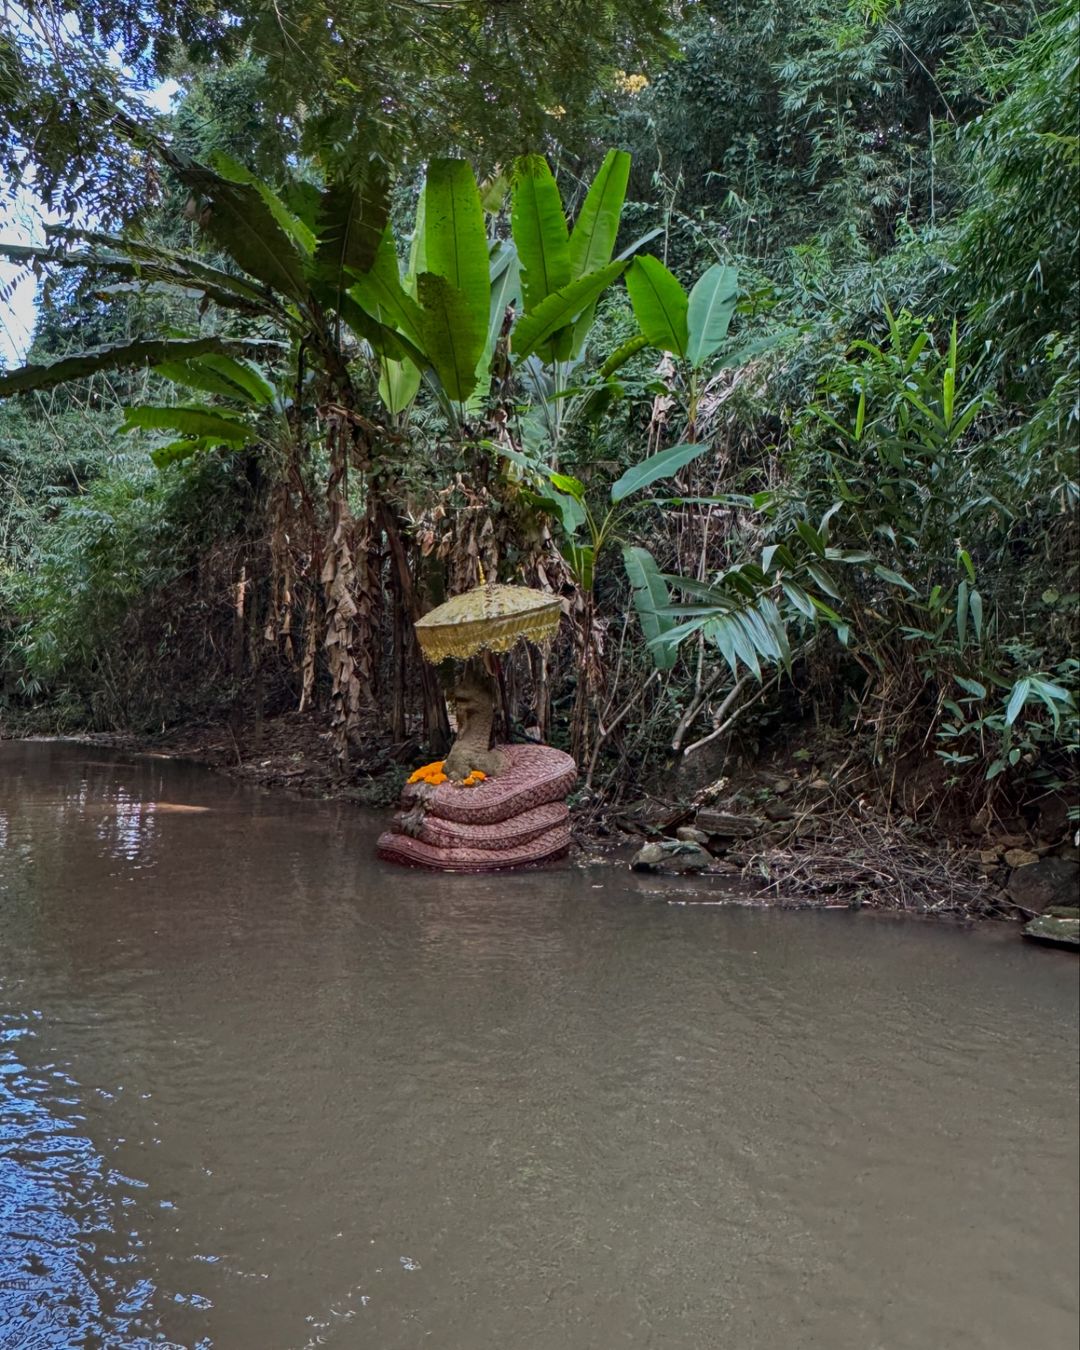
379, 501, 451, 754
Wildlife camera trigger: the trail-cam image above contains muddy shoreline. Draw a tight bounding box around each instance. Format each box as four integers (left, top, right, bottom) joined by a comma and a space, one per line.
8, 715, 1076, 938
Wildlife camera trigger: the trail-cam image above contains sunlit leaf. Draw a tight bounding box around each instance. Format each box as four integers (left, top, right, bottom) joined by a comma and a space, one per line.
610, 441, 710, 503
625, 255, 689, 358
686, 264, 738, 369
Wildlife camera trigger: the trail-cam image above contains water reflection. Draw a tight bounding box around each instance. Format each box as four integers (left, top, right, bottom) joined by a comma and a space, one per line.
0, 752, 169, 871
92, 789, 162, 863
0, 1012, 206, 1348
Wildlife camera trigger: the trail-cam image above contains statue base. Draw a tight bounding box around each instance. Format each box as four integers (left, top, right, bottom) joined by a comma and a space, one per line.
377, 743, 576, 872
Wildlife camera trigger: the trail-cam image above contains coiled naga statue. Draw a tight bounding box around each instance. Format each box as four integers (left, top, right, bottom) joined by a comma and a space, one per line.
376, 580, 577, 872
377, 666, 576, 871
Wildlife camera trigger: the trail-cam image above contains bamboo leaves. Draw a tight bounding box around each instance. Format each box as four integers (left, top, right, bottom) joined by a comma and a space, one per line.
1004, 676, 1075, 731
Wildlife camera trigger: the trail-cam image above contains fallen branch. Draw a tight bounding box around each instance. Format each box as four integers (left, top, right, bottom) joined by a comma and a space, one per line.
584, 669, 661, 791
680, 674, 768, 759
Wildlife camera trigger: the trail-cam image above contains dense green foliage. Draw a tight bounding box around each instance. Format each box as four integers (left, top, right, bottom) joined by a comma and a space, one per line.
1, 0, 669, 218
1, 0, 1076, 823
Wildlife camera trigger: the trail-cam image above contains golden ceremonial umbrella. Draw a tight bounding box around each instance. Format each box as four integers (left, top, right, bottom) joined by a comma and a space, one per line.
413, 579, 562, 665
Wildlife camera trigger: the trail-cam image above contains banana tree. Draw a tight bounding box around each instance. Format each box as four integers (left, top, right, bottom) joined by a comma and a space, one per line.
349, 163, 526, 425
623, 256, 739, 440
0, 144, 408, 406
119, 349, 285, 467
0, 142, 451, 757
347, 149, 650, 433
509, 149, 665, 453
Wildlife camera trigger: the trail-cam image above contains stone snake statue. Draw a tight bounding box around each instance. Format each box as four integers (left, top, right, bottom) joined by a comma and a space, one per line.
377, 668, 576, 872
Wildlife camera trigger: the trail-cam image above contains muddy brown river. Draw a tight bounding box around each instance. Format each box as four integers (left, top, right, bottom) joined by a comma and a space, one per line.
1, 741, 1077, 1349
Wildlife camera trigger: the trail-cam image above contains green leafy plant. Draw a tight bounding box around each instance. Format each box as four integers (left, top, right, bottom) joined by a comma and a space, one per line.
502, 439, 712, 669
655, 306, 1078, 787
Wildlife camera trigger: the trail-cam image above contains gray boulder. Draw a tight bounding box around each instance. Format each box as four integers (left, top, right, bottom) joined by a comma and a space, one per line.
1007, 858, 1079, 913
631, 840, 715, 875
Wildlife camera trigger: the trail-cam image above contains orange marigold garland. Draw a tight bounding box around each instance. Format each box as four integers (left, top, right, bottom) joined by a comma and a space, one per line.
407, 760, 447, 786
406, 762, 489, 788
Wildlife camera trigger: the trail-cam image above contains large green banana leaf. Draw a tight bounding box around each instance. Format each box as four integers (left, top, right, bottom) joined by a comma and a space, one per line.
348, 229, 426, 349
416, 272, 486, 402
0, 336, 279, 398
567, 149, 631, 280
211, 151, 317, 256
622, 545, 678, 670
511, 261, 627, 361
161, 149, 311, 304
511, 155, 571, 313
424, 158, 489, 364
471, 244, 521, 398
626, 256, 690, 359
566, 149, 632, 358
313, 160, 390, 292
153, 354, 277, 407
4, 236, 277, 315
610, 440, 710, 502
686, 264, 739, 370
378, 357, 422, 415
121, 405, 255, 442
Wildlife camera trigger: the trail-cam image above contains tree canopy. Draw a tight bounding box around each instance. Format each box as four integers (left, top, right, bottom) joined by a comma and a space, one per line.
2, 0, 672, 220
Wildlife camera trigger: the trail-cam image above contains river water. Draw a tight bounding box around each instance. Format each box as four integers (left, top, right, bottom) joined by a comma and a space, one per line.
0, 741, 1077, 1349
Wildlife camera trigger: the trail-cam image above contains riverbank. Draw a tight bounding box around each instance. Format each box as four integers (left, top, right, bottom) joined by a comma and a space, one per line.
7, 709, 1077, 929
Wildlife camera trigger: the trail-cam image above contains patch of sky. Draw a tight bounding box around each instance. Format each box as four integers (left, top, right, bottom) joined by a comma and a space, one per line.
0, 9, 180, 365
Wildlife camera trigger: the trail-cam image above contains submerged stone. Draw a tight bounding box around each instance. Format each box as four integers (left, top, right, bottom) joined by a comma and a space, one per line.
1022, 914, 1080, 950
